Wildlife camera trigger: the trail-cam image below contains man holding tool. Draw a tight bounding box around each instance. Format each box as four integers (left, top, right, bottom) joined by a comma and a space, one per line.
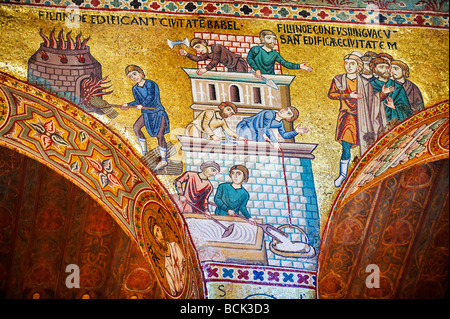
121, 65, 170, 171
174, 161, 220, 215
247, 29, 313, 78
184, 101, 246, 141
178, 37, 248, 74
213, 165, 256, 226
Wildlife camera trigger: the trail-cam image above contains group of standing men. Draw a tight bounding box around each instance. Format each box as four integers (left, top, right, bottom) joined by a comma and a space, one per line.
329, 50, 424, 187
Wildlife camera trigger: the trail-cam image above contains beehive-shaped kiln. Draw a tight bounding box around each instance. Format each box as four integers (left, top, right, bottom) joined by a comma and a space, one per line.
27, 29, 106, 113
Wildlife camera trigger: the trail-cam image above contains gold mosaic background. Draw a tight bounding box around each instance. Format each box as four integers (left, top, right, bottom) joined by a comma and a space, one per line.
1, 4, 449, 232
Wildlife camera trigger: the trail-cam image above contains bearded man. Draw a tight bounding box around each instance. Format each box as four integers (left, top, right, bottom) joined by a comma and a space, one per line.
370, 57, 413, 123
185, 101, 246, 141
147, 216, 186, 296
328, 51, 387, 187
360, 51, 378, 82
247, 29, 312, 79
390, 60, 424, 113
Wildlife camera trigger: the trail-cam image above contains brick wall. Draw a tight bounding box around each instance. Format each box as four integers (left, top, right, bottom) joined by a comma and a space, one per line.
180, 35, 319, 270
28, 63, 101, 97
27, 45, 102, 104
181, 139, 320, 271
193, 32, 283, 74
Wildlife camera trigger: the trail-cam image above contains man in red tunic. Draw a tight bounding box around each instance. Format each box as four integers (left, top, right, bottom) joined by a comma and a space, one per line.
174, 161, 220, 215
328, 51, 387, 187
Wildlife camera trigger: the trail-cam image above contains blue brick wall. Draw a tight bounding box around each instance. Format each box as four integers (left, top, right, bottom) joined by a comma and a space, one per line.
184, 151, 320, 271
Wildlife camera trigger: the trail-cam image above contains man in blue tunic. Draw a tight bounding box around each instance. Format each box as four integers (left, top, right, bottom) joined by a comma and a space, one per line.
121, 65, 170, 171
235, 106, 308, 150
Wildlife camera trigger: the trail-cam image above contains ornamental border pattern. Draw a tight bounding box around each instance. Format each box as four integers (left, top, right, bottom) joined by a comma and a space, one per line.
202, 262, 317, 290
0, 1, 449, 28
0, 71, 164, 238
0, 70, 206, 299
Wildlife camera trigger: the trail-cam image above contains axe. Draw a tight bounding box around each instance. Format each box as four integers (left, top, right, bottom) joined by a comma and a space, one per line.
167, 37, 189, 49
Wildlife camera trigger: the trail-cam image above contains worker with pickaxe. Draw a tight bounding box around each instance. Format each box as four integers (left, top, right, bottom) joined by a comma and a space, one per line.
177, 37, 248, 75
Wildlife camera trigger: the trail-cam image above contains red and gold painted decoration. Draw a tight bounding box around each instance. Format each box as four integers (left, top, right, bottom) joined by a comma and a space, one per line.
0, 146, 190, 298
134, 193, 204, 298
317, 101, 449, 299
0, 71, 205, 299
341, 101, 449, 201
4, 0, 449, 28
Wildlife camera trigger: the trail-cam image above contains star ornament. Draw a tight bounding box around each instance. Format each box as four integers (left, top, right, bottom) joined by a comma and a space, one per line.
87, 157, 121, 189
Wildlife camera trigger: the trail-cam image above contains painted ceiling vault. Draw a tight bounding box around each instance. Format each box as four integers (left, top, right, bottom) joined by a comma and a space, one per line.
318, 101, 449, 299
0, 0, 448, 299
0, 146, 172, 299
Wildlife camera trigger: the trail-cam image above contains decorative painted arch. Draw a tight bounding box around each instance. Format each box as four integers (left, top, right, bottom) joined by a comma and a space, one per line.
317, 100, 449, 299
335, 101, 449, 204
0, 71, 205, 299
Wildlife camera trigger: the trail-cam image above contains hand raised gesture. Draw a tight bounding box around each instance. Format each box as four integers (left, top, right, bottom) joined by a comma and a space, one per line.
294, 123, 309, 135
381, 83, 395, 94
300, 62, 313, 72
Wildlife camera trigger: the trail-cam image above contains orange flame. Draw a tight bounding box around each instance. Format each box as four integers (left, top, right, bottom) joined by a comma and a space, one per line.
39, 29, 90, 50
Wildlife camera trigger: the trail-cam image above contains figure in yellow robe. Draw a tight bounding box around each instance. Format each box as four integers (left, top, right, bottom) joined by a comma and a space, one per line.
328, 52, 387, 187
